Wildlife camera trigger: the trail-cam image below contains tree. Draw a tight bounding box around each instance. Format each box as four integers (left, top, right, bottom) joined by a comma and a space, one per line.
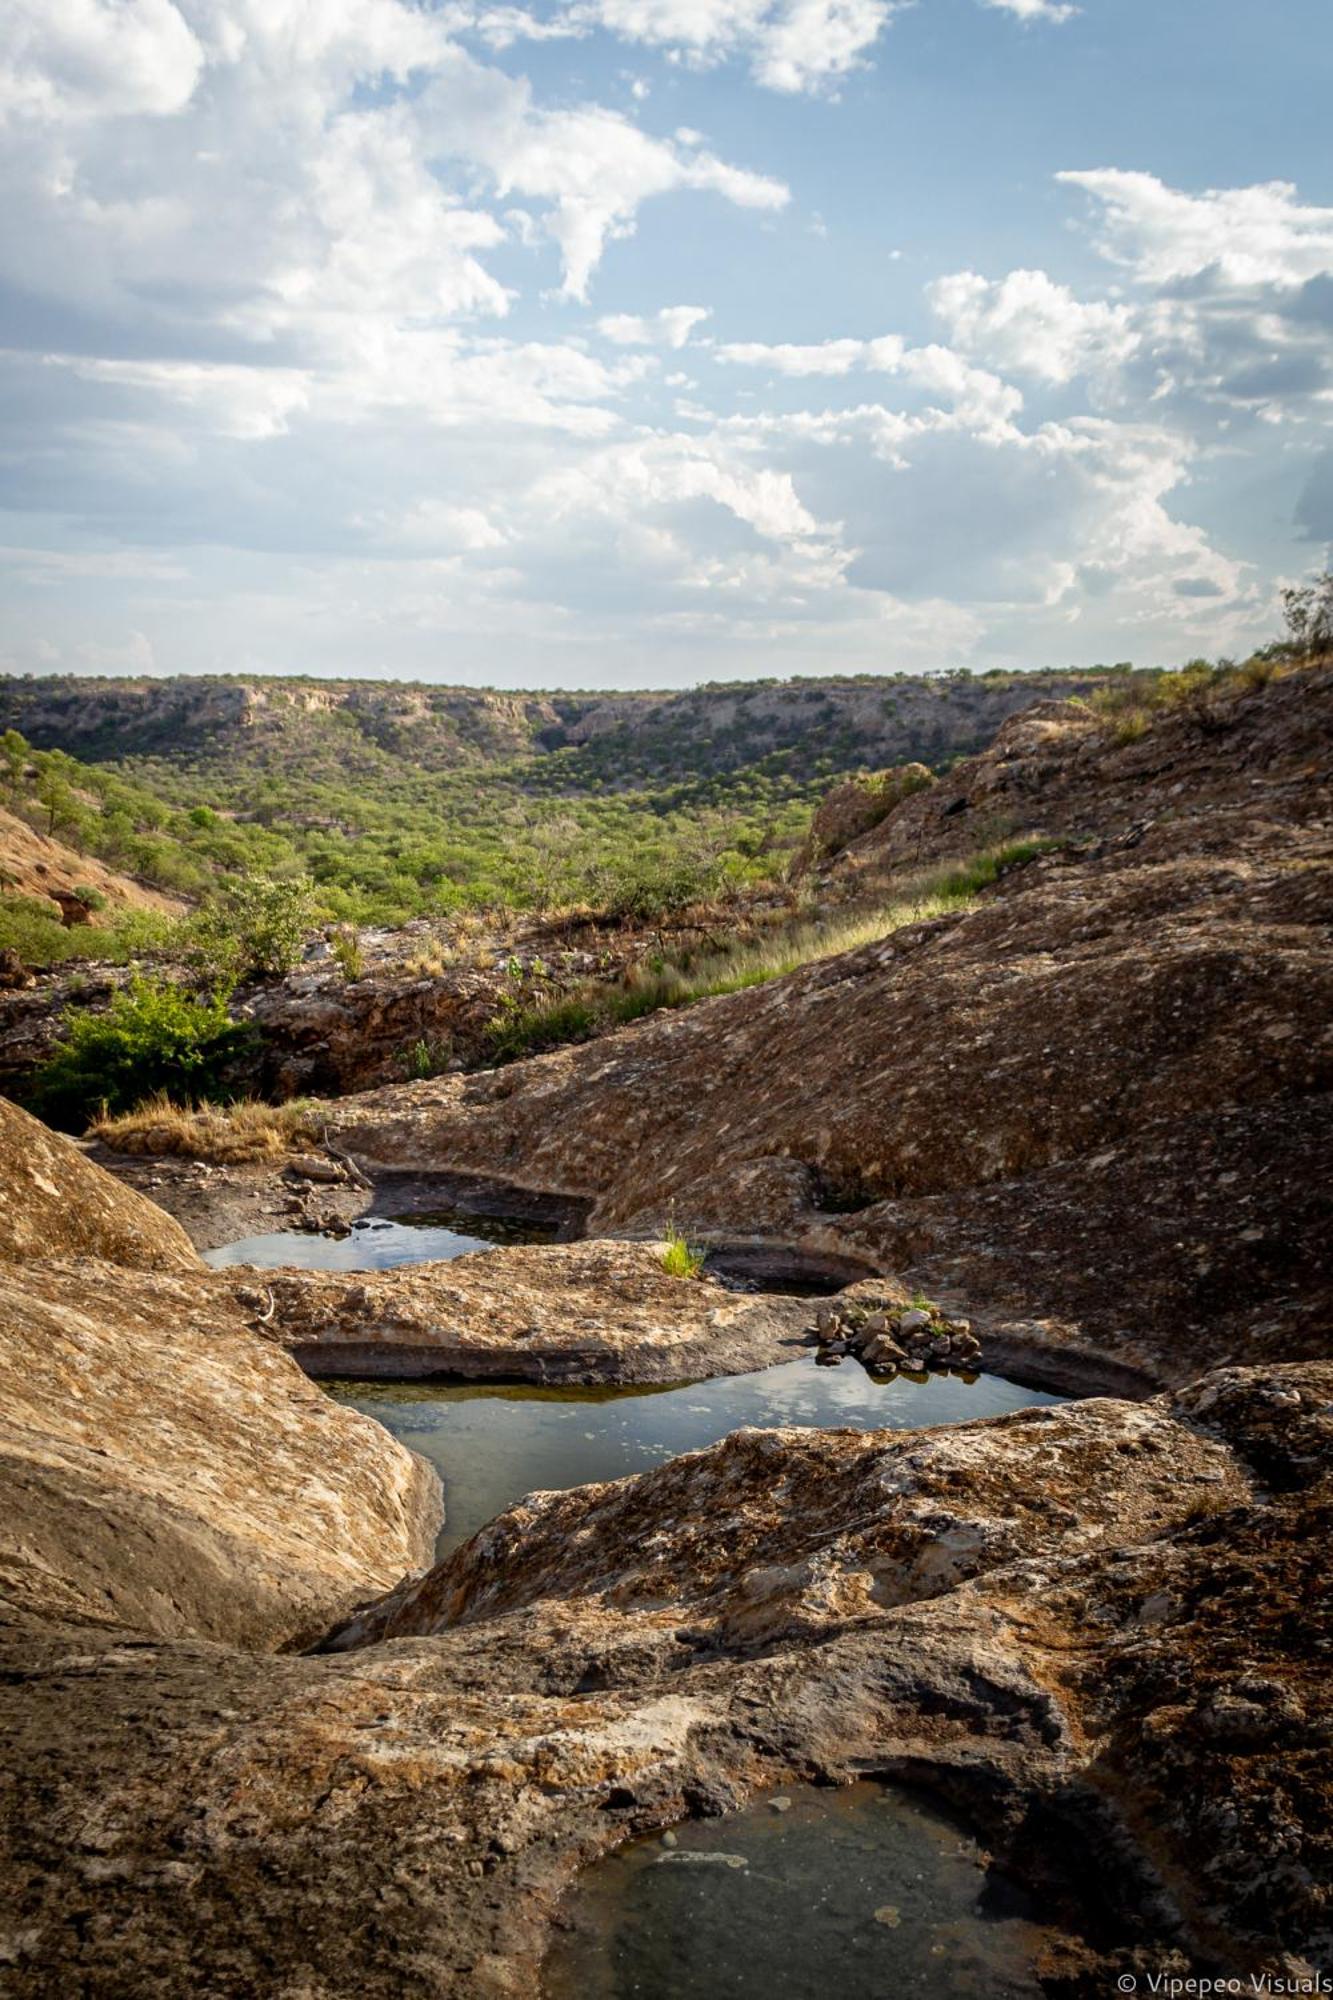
1281, 572, 1333, 658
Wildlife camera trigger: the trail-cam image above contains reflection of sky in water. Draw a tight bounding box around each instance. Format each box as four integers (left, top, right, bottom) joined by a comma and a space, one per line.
545, 1780, 1053, 2000
202, 1211, 555, 1272
330, 1356, 1062, 1559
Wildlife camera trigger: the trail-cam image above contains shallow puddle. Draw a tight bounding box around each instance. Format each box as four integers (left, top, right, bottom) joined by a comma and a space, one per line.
329, 1357, 1061, 1558
543, 1780, 1056, 1999
202, 1209, 557, 1271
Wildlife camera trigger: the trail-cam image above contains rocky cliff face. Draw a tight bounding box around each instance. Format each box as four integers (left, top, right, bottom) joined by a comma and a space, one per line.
0, 668, 1108, 779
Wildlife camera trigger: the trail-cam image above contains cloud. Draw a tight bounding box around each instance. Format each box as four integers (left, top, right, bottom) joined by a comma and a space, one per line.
486, 0, 898, 95
928, 269, 1138, 385
979, 0, 1078, 21
0, 0, 206, 121
1057, 170, 1333, 290
0, 17, 1319, 683
931, 174, 1333, 433
598, 305, 712, 347
715, 334, 1024, 436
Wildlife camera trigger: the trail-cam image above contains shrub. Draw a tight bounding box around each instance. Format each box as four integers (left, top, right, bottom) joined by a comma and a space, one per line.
330, 927, 365, 982
33, 977, 251, 1129
1281, 572, 1333, 657
186, 876, 315, 982
0, 894, 174, 970
402, 1034, 452, 1080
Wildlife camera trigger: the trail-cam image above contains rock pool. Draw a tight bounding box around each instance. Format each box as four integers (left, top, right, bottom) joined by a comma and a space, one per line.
328, 1359, 1061, 1558
205, 1214, 1063, 1559
544, 1780, 1058, 1999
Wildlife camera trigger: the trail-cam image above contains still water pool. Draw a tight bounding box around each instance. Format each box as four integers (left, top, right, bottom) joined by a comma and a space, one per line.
544, 1780, 1056, 2000
202, 1209, 556, 1271
328, 1358, 1060, 1559
206, 1214, 1062, 1560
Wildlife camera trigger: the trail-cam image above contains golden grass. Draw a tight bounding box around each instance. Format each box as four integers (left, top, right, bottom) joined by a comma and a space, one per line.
488, 840, 1054, 1061
90, 1093, 323, 1164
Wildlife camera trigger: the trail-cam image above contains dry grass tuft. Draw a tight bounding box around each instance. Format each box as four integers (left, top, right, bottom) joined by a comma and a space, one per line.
91, 1093, 323, 1164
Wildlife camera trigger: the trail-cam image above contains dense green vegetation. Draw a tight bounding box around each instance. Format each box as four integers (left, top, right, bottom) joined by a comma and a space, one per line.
33, 978, 252, 1128
1, 629, 1321, 972
0, 664, 1143, 951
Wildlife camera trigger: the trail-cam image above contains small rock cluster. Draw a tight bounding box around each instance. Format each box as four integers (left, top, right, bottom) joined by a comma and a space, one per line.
808, 1289, 983, 1374
282, 1154, 355, 1236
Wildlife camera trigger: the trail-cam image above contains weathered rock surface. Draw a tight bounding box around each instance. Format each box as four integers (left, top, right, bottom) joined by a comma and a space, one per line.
0, 1094, 200, 1272
235, 1239, 814, 1383
325, 667, 1333, 1388
1, 672, 1329, 1996
1, 1363, 1327, 1996
0, 1257, 441, 1649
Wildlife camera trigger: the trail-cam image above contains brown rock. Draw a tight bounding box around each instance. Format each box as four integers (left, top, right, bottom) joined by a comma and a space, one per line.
243, 1239, 814, 1384
0, 1257, 441, 1648
0, 1095, 200, 1273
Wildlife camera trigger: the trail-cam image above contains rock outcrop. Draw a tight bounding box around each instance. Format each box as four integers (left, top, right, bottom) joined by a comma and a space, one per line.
0, 1259, 441, 1648
325, 665, 1333, 1390
1, 1363, 1327, 1996
0, 671, 1329, 1997
0, 1094, 200, 1272
236, 1239, 814, 1383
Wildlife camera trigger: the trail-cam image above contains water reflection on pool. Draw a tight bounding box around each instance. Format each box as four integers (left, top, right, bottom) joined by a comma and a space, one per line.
328, 1356, 1061, 1559
202, 1209, 557, 1272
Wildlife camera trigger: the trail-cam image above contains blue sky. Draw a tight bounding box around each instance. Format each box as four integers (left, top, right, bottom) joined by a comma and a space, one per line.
1, 0, 1330, 686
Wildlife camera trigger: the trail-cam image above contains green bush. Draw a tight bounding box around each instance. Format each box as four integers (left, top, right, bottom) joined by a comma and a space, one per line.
186, 876, 315, 981
33, 977, 251, 1129
0, 894, 174, 970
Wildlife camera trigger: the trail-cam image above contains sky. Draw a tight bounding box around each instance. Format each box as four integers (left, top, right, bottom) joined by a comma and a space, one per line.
1, 0, 1331, 688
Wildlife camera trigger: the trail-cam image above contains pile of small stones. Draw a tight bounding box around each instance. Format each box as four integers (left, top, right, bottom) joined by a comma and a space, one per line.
806, 1291, 983, 1375
282, 1154, 354, 1236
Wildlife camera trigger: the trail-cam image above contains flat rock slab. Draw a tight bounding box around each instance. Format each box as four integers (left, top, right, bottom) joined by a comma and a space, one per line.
233, 1239, 815, 1384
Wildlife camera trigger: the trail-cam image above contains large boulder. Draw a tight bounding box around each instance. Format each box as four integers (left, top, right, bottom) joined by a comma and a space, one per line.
0, 1258, 441, 1649
0, 1094, 200, 1273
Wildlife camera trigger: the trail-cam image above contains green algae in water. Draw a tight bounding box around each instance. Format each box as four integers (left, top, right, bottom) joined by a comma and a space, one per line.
328, 1358, 1062, 1560
543, 1782, 1053, 2000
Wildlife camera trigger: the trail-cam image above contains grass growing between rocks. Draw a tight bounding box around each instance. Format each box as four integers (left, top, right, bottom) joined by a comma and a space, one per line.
91, 1093, 324, 1163
660, 1229, 706, 1280
487, 840, 1054, 1064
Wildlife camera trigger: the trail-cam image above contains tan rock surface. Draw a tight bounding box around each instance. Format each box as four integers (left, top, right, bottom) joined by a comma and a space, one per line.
0, 1363, 1327, 1996
0, 1257, 441, 1649
235, 1239, 815, 1383
0, 1094, 200, 1272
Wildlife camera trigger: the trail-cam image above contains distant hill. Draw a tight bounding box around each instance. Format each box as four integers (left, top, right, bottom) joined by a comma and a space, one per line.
0, 669, 1112, 786
0, 667, 1126, 930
